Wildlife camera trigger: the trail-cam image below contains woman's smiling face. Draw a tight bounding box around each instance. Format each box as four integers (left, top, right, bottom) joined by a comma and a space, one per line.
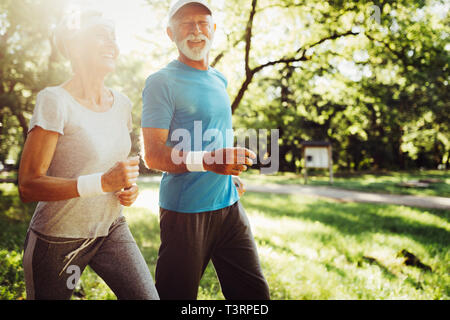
70, 23, 120, 75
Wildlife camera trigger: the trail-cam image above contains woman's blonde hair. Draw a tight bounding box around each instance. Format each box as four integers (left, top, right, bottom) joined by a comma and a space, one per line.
53, 10, 112, 59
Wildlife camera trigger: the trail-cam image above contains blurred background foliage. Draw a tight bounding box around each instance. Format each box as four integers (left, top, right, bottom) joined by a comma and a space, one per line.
0, 0, 449, 174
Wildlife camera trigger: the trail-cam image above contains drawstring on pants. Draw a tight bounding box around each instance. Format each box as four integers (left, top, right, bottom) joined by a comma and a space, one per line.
58, 238, 97, 276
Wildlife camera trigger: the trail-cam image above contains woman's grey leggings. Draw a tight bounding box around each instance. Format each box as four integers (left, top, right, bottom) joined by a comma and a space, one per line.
23, 216, 159, 300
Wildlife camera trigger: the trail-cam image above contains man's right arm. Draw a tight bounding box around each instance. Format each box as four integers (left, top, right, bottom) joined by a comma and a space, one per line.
142, 127, 189, 174
141, 127, 255, 175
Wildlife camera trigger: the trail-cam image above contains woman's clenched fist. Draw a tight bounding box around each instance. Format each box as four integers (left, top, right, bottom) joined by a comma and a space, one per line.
101, 157, 140, 193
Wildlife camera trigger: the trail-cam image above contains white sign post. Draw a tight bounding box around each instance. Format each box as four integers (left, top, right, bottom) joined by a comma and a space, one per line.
302, 142, 333, 185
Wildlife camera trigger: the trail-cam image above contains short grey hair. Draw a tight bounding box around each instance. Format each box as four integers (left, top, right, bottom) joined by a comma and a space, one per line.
168, 15, 180, 31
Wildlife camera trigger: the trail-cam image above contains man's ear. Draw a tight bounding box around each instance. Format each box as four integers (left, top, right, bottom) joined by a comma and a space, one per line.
213, 23, 217, 32
167, 26, 174, 41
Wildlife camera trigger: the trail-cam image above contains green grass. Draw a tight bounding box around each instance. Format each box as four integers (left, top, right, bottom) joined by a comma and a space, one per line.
240, 169, 450, 198
1, 180, 449, 300
0, 184, 35, 300
242, 193, 449, 299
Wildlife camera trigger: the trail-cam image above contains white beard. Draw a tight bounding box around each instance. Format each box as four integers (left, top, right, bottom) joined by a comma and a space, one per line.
176, 33, 212, 61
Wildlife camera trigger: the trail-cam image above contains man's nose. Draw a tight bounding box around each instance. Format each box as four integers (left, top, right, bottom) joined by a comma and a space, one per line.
192, 23, 202, 35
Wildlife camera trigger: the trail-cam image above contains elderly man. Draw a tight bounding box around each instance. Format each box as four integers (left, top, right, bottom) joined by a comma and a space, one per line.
141, 0, 270, 300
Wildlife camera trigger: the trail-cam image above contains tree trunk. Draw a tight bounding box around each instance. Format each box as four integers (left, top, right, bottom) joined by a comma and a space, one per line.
231, 73, 255, 114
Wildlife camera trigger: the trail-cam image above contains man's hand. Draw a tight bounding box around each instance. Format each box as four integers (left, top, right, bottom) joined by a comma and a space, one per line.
203, 147, 256, 176
115, 184, 139, 207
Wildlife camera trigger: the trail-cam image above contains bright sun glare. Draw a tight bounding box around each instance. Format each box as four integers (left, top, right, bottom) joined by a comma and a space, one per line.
67, 0, 226, 55
68, 0, 163, 54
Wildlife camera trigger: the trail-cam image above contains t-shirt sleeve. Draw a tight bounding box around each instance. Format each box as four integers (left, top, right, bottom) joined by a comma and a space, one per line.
141, 73, 174, 130
28, 90, 66, 135
213, 68, 228, 89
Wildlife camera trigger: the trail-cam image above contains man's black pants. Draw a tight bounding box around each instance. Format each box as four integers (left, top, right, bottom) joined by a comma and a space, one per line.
155, 201, 270, 300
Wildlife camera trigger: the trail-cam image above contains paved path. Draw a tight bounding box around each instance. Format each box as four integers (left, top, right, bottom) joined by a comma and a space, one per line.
138, 176, 450, 210
245, 183, 450, 210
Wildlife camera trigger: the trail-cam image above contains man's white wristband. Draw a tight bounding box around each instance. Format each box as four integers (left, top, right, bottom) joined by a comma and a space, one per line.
186, 151, 207, 172
77, 173, 106, 198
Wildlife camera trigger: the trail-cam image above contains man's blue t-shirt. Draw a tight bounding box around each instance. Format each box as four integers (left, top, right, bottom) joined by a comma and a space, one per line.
141, 60, 239, 213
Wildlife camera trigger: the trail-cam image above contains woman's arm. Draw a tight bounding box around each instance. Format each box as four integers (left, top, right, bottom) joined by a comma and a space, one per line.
18, 126, 78, 202
18, 126, 140, 203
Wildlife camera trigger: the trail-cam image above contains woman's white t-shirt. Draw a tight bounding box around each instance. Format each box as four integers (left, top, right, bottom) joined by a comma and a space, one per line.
27, 86, 133, 238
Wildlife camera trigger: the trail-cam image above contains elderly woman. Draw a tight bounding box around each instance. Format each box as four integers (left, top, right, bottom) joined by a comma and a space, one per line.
18, 11, 159, 300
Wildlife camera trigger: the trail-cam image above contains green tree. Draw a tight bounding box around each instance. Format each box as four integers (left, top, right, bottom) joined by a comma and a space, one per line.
0, 0, 69, 168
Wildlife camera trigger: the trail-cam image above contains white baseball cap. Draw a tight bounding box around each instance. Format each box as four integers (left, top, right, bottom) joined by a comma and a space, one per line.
169, 0, 212, 20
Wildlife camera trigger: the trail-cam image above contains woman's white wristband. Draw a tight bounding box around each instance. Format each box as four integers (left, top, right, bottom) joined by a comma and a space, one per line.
186, 151, 207, 172
77, 173, 106, 198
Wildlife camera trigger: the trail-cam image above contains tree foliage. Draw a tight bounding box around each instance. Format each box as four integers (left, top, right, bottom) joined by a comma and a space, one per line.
0, 0, 448, 173
0, 0, 69, 166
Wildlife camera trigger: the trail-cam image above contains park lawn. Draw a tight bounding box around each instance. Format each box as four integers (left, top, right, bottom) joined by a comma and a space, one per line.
0, 181, 449, 300
240, 169, 450, 198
